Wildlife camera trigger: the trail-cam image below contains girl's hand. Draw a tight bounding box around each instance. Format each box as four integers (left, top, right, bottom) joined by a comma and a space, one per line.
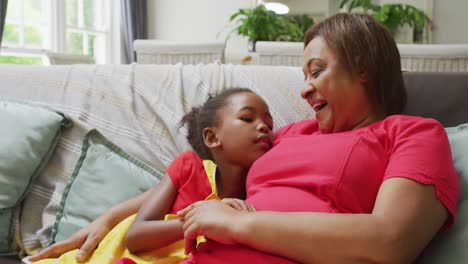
177, 200, 249, 255
221, 198, 256, 212
29, 215, 113, 262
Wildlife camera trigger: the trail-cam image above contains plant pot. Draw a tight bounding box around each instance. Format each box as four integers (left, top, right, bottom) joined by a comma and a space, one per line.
248, 39, 257, 52
394, 24, 414, 44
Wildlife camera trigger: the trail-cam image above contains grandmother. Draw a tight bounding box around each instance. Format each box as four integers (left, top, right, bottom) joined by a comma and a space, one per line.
177, 13, 459, 264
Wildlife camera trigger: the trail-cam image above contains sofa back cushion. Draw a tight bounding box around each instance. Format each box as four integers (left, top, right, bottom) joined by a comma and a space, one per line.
403, 72, 468, 126
416, 123, 468, 263
402, 72, 468, 263
51, 129, 162, 243
0, 100, 70, 255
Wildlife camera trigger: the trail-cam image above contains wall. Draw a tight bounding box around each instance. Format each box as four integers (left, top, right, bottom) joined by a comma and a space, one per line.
378, 0, 468, 43
432, 0, 468, 43
269, 0, 328, 18
147, 0, 256, 63
145, 0, 468, 64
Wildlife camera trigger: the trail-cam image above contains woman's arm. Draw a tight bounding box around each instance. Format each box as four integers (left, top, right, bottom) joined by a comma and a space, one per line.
30, 187, 152, 262
126, 174, 183, 253
180, 177, 448, 264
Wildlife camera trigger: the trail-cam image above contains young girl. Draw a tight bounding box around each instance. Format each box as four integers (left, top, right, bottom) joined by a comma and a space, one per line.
32, 88, 273, 264
118, 87, 274, 263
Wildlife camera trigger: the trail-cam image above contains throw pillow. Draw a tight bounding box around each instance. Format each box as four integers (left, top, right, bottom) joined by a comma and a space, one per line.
51, 129, 163, 243
417, 123, 468, 263
0, 100, 71, 254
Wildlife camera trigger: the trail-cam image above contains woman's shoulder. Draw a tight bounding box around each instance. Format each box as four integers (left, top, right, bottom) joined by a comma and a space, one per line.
378, 114, 444, 133
382, 114, 441, 124
373, 115, 448, 149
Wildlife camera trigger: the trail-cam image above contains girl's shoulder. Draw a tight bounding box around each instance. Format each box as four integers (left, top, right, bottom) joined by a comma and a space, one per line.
176, 149, 202, 160
166, 150, 205, 189
168, 150, 203, 175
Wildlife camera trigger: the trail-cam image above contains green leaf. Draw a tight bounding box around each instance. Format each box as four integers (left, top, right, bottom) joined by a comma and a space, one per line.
339, 0, 348, 9
341, 1, 431, 38
229, 13, 240, 22
221, 4, 313, 43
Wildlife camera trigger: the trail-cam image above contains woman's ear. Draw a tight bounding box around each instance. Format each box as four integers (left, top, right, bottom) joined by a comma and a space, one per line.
359, 70, 368, 84
203, 127, 221, 149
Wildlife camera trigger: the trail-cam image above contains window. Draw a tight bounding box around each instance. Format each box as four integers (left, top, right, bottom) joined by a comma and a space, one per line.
0, 0, 49, 64
65, 0, 110, 63
1, 0, 117, 64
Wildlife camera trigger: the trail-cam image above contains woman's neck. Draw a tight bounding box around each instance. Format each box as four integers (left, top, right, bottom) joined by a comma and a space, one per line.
351, 111, 386, 131
214, 161, 248, 199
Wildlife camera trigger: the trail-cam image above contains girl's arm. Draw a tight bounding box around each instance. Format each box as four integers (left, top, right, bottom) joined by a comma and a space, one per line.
180, 177, 448, 264
30, 187, 152, 262
126, 174, 182, 253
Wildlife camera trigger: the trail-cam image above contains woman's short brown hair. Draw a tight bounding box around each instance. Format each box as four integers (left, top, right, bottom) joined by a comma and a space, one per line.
304, 13, 406, 116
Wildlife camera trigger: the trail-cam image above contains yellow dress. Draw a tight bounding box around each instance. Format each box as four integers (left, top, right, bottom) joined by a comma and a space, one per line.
35, 160, 219, 264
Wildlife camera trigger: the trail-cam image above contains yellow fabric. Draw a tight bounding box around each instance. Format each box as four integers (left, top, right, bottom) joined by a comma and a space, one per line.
35, 215, 155, 264
203, 160, 218, 196
36, 160, 219, 264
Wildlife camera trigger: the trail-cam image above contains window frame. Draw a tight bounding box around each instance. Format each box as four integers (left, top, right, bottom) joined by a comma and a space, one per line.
1, 0, 121, 64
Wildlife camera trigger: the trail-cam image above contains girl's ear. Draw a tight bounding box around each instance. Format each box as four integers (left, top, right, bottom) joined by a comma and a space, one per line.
203, 127, 221, 149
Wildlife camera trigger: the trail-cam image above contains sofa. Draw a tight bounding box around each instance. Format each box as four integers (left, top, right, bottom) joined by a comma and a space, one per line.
398, 44, 468, 73
0, 63, 467, 264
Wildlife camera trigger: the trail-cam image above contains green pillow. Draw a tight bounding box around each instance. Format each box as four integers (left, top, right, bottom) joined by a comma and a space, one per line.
0, 100, 71, 254
417, 123, 468, 263
51, 129, 163, 243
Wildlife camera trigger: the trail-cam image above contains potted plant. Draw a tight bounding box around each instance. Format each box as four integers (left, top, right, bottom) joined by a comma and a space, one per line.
226, 5, 314, 51
339, 0, 432, 43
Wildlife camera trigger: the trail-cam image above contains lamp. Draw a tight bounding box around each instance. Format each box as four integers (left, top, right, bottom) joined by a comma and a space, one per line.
264, 2, 289, 15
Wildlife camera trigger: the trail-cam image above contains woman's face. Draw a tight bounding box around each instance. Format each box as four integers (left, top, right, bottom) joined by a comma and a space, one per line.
301, 36, 378, 133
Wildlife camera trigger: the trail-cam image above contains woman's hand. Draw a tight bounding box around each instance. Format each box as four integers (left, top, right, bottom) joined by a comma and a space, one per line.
29, 215, 114, 262
221, 198, 256, 212
177, 200, 250, 255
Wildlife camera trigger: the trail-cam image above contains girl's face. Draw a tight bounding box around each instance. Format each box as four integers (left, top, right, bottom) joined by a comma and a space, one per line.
214, 92, 273, 167
301, 36, 379, 133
